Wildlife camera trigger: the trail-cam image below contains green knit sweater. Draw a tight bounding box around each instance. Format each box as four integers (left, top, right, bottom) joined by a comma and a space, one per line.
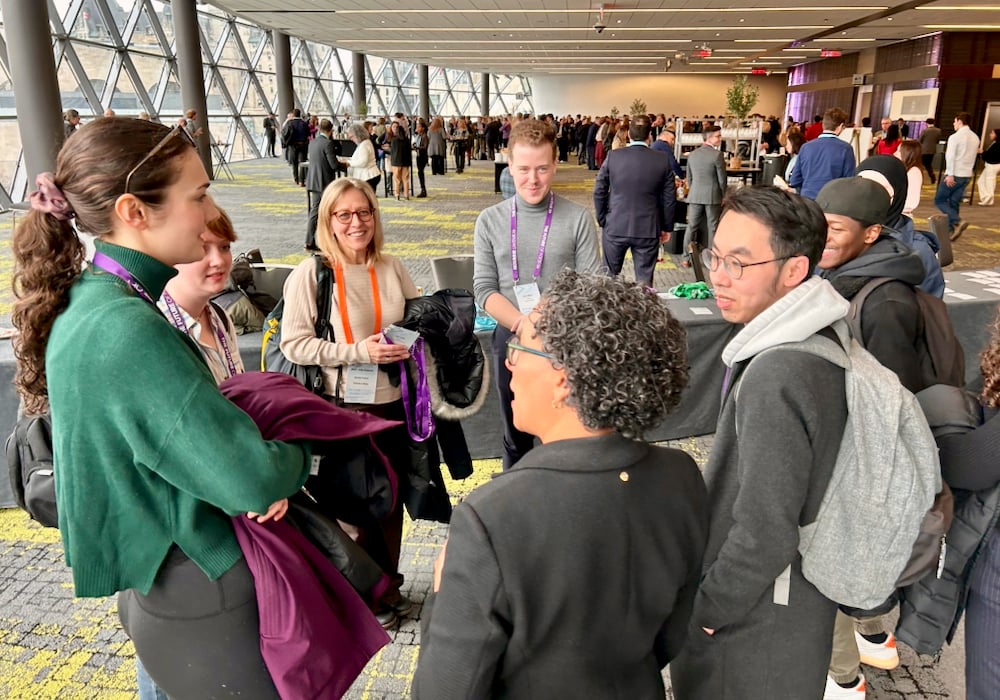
47, 241, 310, 598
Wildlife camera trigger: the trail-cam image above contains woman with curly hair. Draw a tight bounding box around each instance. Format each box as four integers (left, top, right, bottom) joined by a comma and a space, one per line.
412, 270, 708, 698
936, 311, 1000, 699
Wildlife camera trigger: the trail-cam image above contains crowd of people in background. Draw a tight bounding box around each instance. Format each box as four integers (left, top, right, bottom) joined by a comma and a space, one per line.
31, 100, 1000, 700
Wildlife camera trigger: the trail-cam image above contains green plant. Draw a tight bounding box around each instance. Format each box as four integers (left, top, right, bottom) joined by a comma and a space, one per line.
726, 75, 759, 121
629, 98, 647, 117
357, 101, 369, 118
609, 106, 620, 119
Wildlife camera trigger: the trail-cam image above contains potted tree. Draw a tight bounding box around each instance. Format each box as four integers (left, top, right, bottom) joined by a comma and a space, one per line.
726, 75, 759, 122
725, 76, 760, 168
629, 98, 648, 118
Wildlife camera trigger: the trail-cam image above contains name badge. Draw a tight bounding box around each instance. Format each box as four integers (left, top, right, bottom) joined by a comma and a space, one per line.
513, 282, 541, 315
344, 363, 379, 404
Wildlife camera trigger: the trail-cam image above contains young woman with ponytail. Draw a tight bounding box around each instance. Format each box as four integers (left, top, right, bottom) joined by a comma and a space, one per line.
12, 117, 310, 698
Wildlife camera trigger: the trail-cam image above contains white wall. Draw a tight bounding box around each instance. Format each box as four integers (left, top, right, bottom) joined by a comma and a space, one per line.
530, 74, 788, 117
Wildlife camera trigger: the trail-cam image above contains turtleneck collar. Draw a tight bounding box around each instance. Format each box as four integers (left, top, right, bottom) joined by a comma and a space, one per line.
92, 239, 178, 301
514, 191, 554, 211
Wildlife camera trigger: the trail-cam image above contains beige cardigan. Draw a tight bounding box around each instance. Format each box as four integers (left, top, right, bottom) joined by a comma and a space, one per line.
280, 255, 418, 403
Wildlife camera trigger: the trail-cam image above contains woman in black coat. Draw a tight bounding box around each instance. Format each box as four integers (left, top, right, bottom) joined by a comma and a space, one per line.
412, 271, 708, 699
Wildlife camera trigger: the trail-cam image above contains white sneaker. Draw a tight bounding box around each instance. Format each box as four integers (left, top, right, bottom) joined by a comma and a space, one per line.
824, 673, 866, 699
855, 630, 900, 670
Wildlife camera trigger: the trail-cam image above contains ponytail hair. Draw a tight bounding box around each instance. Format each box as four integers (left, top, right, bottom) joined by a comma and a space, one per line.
12, 210, 84, 414
12, 117, 194, 413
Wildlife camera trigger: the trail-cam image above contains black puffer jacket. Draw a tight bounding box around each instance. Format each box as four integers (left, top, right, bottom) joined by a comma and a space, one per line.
896, 404, 1000, 655
400, 290, 488, 418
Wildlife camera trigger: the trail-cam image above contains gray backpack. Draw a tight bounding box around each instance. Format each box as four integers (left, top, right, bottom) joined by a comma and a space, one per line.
739, 320, 941, 609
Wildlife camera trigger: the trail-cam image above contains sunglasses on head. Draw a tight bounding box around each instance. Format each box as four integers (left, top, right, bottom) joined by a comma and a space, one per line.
124, 125, 198, 194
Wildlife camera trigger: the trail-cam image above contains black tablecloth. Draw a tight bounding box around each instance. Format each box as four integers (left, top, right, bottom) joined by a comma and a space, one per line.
227, 299, 737, 459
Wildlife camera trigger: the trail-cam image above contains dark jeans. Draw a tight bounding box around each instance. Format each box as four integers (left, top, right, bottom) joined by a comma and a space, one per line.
491, 326, 535, 470
119, 548, 279, 699
934, 176, 970, 228
265, 132, 276, 157
586, 143, 597, 170
431, 155, 445, 175
454, 141, 466, 172
922, 153, 936, 183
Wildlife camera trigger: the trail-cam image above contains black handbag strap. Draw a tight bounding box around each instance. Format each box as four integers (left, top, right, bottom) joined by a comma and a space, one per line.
313, 255, 345, 403
314, 255, 334, 341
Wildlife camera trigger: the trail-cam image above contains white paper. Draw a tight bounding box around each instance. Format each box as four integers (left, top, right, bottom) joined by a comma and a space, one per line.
344, 363, 379, 404
384, 324, 419, 350
689, 307, 714, 316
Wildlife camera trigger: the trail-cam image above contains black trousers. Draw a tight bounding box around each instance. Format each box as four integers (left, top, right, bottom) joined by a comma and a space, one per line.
119, 548, 279, 699
416, 152, 428, 193
491, 326, 536, 471
306, 190, 322, 248
453, 141, 466, 172
289, 143, 308, 184
603, 234, 660, 287
922, 153, 937, 183
431, 155, 445, 175
265, 132, 276, 157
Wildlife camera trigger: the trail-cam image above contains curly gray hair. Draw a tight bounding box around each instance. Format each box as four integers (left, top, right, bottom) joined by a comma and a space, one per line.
348, 122, 370, 142
533, 270, 688, 439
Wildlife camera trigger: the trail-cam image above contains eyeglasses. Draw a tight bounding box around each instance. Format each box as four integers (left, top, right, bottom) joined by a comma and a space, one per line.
505, 337, 558, 366
700, 248, 791, 280
332, 209, 374, 224
124, 125, 197, 194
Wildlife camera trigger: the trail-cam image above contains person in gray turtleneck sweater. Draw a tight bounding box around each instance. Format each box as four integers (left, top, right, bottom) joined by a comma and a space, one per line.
472, 118, 600, 471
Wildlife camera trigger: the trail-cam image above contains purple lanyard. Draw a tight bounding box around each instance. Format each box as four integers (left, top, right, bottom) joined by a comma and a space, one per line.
392, 337, 435, 442
510, 193, 555, 282
161, 292, 239, 379
91, 251, 155, 305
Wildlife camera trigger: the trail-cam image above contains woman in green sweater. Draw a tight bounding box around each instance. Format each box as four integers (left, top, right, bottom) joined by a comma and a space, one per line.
12, 117, 311, 698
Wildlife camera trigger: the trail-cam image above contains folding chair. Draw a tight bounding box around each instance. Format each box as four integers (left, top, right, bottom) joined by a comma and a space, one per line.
928, 214, 954, 268
430, 255, 475, 293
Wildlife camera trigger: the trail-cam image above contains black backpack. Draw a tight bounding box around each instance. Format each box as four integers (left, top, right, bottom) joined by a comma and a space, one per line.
847, 277, 965, 388
6, 413, 58, 528
260, 255, 333, 395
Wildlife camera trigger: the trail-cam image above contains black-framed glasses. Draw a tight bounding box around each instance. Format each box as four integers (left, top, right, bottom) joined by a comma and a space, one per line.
505, 337, 558, 366
700, 248, 791, 280
124, 125, 198, 194
332, 209, 374, 224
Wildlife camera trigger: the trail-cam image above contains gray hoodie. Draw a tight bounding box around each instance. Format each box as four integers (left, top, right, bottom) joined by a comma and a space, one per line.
673, 278, 851, 699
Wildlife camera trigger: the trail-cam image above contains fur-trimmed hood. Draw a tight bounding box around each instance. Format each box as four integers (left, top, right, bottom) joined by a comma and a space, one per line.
400, 290, 489, 420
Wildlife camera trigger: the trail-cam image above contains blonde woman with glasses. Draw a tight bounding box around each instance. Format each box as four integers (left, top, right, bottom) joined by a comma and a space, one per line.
280, 177, 419, 629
